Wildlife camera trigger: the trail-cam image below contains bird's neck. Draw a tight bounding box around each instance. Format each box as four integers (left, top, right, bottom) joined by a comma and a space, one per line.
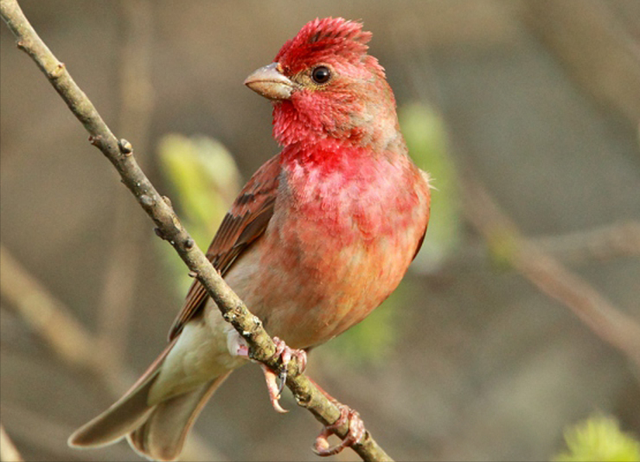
280, 138, 367, 174
272, 99, 402, 152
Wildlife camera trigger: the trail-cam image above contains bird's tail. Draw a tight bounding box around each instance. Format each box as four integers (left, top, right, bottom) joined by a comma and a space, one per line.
68, 340, 231, 461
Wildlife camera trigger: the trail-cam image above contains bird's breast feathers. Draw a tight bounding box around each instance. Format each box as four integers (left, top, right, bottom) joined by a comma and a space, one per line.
232, 143, 430, 348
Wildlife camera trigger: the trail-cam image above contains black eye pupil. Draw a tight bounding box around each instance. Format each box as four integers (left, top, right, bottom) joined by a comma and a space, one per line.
312, 66, 331, 84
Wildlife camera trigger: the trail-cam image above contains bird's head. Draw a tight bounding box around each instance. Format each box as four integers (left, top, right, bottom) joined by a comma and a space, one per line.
245, 17, 400, 150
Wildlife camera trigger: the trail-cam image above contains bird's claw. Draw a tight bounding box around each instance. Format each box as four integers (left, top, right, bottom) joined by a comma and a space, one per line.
272, 336, 307, 395
261, 364, 288, 413
260, 336, 307, 414
313, 404, 365, 457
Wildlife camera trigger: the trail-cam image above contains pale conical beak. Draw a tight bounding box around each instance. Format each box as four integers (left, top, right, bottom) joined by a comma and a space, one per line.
244, 63, 294, 100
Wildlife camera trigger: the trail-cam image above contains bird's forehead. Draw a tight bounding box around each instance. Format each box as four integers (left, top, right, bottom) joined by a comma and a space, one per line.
275, 17, 371, 75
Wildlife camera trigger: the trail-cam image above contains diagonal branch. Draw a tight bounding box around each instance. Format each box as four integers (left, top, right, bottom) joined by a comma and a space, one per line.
0, 244, 125, 394
461, 173, 640, 370
0, 244, 225, 461
0, 1, 391, 461
531, 221, 640, 263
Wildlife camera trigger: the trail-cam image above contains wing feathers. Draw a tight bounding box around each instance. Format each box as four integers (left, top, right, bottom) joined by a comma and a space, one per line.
168, 154, 281, 340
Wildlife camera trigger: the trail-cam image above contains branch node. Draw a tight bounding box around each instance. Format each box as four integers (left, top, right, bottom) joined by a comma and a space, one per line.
118, 138, 133, 155
162, 195, 172, 208
184, 238, 195, 249
139, 194, 153, 208
188, 270, 198, 278
88, 135, 102, 146
47, 62, 65, 79
295, 391, 312, 407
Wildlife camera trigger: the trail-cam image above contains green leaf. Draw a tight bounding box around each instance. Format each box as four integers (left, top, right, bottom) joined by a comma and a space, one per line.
399, 103, 461, 272
553, 414, 640, 462
156, 134, 241, 294
158, 134, 240, 235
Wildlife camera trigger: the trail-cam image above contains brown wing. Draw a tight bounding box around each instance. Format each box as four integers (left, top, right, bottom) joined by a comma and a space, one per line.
168, 154, 282, 340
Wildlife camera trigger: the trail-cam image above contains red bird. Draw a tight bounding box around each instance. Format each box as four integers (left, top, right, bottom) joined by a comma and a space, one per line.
69, 17, 430, 461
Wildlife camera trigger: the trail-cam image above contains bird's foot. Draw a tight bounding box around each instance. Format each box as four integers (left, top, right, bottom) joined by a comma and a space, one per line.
260, 336, 307, 413
313, 404, 365, 457
226, 327, 250, 358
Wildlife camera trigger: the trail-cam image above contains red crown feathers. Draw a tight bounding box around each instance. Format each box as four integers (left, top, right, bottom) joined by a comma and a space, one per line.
275, 17, 372, 75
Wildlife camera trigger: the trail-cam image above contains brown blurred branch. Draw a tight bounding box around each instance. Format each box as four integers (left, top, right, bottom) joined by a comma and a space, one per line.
0, 423, 23, 462
0, 244, 127, 393
452, 221, 640, 271
523, 0, 640, 127
532, 221, 640, 263
1, 247, 224, 460
461, 174, 640, 370
0, 1, 391, 460
96, 0, 156, 375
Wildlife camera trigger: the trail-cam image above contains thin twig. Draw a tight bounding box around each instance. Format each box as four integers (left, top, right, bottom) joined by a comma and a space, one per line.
0, 1, 392, 460
0, 424, 23, 462
461, 173, 640, 370
532, 221, 640, 263
446, 221, 640, 273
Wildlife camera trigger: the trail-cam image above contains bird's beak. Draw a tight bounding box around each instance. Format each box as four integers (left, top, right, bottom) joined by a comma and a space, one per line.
244, 63, 294, 100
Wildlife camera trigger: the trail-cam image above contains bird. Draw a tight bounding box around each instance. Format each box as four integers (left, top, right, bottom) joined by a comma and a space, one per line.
69, 17, 431, 461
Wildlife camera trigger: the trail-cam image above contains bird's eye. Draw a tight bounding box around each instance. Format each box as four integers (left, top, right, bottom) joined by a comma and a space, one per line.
311, 66, 331, 84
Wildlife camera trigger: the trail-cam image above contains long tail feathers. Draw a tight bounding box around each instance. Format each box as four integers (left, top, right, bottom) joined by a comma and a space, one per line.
68, 376, 157, 448
128, 372, 231, 461
68, 339, 176, 448
68, 340, 231, 461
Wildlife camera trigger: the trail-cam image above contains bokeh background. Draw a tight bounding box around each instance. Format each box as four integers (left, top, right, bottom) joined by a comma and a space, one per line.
2, 1, 640, 461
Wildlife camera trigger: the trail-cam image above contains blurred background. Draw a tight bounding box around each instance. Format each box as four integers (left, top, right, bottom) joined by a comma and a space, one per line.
2, 1, 640, 461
